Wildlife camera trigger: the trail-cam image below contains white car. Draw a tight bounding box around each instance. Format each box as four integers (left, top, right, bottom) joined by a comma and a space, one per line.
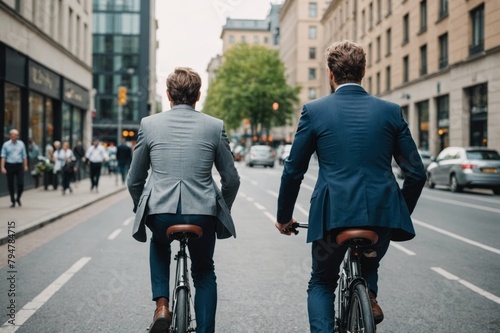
279, 144, 292, 165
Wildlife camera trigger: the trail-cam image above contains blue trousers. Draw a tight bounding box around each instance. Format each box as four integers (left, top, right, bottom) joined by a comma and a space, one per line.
146, 210, 218, 333
307, 227, 392, 333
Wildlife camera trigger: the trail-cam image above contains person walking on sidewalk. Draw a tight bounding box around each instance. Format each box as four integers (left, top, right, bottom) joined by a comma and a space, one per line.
85, 138, 108, 192
73, 140, 86, 183
1, 129, 28, 207
275, 40, 426, 332
127, 67, 240, 333
60, 141, 76, 195
52, 141, 64, 190
116, 138, 132, 184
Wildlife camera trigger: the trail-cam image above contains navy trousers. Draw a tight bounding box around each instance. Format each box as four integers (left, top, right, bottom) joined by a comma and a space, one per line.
307, 227, 392, 333
146, 208, 218, 333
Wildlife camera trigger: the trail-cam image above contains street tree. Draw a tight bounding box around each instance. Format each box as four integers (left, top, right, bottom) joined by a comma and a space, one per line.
203, 44, 300, 141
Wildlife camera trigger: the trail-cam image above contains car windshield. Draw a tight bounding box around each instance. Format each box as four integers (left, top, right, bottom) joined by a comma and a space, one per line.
466, 150, 500, 160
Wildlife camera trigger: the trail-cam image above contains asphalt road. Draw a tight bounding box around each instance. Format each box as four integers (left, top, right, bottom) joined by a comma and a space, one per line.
0, 159, 499, 332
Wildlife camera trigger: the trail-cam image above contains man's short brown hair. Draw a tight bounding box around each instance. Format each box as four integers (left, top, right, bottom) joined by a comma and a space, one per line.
166, 67, 201, 106
325, 40, 366, 85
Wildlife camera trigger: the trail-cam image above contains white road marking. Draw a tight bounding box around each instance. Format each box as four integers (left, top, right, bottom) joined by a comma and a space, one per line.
304, 173, 317, 181
251, 180, 258, 186
2, 257, 92, 331
254, 202, 266, 210
390, 242, 416, 256
414, 219, 500, 255
246, 197, 254, 202
123, 217, 134, 226
264, 211, 275, 222
266, 189, 278, 198
107, 228, 122, 240
431, 267, 500, 304
301, 183, 314, 191
421, 195, 500, 214
295, 204, 309, 217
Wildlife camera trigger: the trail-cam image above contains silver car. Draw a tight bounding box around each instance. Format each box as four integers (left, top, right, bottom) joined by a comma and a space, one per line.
245, 145, 275, 168
427, 147, 500, 194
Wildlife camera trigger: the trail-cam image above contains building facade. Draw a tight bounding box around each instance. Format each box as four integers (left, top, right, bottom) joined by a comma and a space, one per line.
321, 0, 500, 156
278, 0, 331, 141
92, 0, 157, 144
0, 0, 92, 195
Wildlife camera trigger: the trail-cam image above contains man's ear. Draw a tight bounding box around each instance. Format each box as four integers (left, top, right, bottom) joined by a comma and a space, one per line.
196, 91, 201, 102
167, 90, 173, 102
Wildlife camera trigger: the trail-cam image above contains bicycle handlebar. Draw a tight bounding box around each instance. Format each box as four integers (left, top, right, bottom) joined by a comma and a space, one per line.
283, 222, 308, 235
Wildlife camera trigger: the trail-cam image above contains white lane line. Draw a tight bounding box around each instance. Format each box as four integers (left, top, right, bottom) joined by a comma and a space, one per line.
251, 180, 258, 186
266, 189, 278, 198
414, 219, 500, 255
246, 197, 254, 202
421, 195, 500, 214
107, 229, 122, 240
431, 267, 500, 304
301, 183, 314, 191
264, 211, 275, 222
2, 257, 92, 330
423, 192, 500, 205
304, 173, 317, 181
239, 192, 247, 198
295, 204, 309, 217
254, 202, 266, 210
390, 242, 416, 256
123, 217, 134, 226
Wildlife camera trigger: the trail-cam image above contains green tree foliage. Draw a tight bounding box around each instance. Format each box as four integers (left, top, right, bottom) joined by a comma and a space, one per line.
203, 44, 300, 137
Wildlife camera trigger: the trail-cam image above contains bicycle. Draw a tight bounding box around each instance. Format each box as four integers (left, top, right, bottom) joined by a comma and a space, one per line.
166, 224, 202, 333
288, 223, 378, 333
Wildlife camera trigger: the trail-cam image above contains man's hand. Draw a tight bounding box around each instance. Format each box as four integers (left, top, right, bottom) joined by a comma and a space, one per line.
1, 167, 6, 174
275, 218, 297, 236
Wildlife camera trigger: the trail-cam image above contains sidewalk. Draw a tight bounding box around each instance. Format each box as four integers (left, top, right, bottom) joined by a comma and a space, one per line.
0, 173, 126, 245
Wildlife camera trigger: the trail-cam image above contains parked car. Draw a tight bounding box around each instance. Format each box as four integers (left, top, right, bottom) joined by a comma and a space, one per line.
426, 147, 500, 194
245, 145, 275, 168
392, 150, 432, 179
279, 144, 292, 165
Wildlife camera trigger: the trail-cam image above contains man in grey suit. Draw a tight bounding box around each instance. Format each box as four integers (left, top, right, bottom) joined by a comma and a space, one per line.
275, 41, 426, 332
127, 67, 240, 333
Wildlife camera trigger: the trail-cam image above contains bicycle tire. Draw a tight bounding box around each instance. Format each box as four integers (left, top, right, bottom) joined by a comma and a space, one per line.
174, 287, 189, 333
346, 283, 376, 333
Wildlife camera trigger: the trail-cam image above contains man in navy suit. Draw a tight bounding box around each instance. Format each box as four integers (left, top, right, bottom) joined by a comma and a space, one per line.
275, 40, 426, 332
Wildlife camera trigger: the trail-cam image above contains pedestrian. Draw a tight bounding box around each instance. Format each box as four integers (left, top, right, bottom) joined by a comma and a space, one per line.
1, 129, 28, 207
51, 141, 63, 190
28, 139, 41, 187
274, 40, 427, 332
127, 67, 240, 333
116, 138, 132, 184
60, 141, 76, 195
73, 140, 86, 183
106, 141, 118, 181
85, 138, 108, 192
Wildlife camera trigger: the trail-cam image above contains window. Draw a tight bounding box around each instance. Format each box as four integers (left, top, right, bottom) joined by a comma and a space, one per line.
254, 36, 259, 44
241, 35, 246, 43
4, 83, 21, 143
376, 72, 380, 95
368, 43, 372, 67
377, 0, 382, 23
403, 55, 409, 83
376, 36, 381, 62
229, 35, 235, 43
386, 28, 391, 56
362, 10, 366, 34
403, 14, 409, 44
368, 77, 372, 94
385, 66, 391, 91
386, 0, 392, 16
308, 87, 317, 99
438, 33, 448, 69
470, 4, 484, 55
420, 44, 427, 76
437, 95, 450, 150
468, 83, 488, 147
308, 26, 317, 39
369, 2, 373, 30
309, 2, 317, 17
309, 68, 317, 80
417, 100, 429, 150
439, 0, 448, 19
309, 47, 316, 59
419, 0, 427, 32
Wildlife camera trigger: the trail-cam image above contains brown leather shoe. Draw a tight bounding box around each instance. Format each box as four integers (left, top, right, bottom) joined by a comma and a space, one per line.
149, 298, 171, 333
369, 291, 384, 324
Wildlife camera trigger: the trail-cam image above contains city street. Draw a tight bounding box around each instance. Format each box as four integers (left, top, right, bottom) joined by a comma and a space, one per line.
0, 160, 499, 332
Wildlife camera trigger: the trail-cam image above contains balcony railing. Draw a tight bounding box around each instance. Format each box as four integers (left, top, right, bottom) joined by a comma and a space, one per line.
469, 41, 484, 56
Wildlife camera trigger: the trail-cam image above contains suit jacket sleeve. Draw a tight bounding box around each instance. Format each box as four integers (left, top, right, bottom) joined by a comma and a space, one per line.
214, 125, 240, 210
393, 110, 427, 214
277, 105, 315, 224
127, 119, 151, 209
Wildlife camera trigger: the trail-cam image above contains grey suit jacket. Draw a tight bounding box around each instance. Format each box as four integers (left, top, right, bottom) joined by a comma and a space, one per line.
127, 105, 240, 242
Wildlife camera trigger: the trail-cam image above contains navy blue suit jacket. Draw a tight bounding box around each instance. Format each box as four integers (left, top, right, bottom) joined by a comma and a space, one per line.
277, 85, 426, 243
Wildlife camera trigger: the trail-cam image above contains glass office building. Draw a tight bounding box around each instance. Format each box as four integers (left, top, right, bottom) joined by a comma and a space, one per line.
92, 0, 157, 143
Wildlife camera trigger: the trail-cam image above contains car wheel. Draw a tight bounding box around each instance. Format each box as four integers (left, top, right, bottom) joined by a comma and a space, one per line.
427, 173, 435, 189
270, 163, 275, 168
450, 175, 463, 193
493, 187, 500, 195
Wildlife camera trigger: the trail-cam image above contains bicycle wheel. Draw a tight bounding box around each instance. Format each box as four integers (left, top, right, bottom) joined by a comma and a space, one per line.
174, 287, 190, 333
346, 283, 376, 333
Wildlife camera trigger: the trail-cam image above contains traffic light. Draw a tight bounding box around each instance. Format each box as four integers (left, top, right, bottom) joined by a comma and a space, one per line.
118, 86, 127, 105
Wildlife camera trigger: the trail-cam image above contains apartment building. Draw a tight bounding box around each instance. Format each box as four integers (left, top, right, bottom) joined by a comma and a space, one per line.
321, 0, 500, 156
279, 0, 331, 139
0, 0, 92, 195
92, 0, 158, 143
